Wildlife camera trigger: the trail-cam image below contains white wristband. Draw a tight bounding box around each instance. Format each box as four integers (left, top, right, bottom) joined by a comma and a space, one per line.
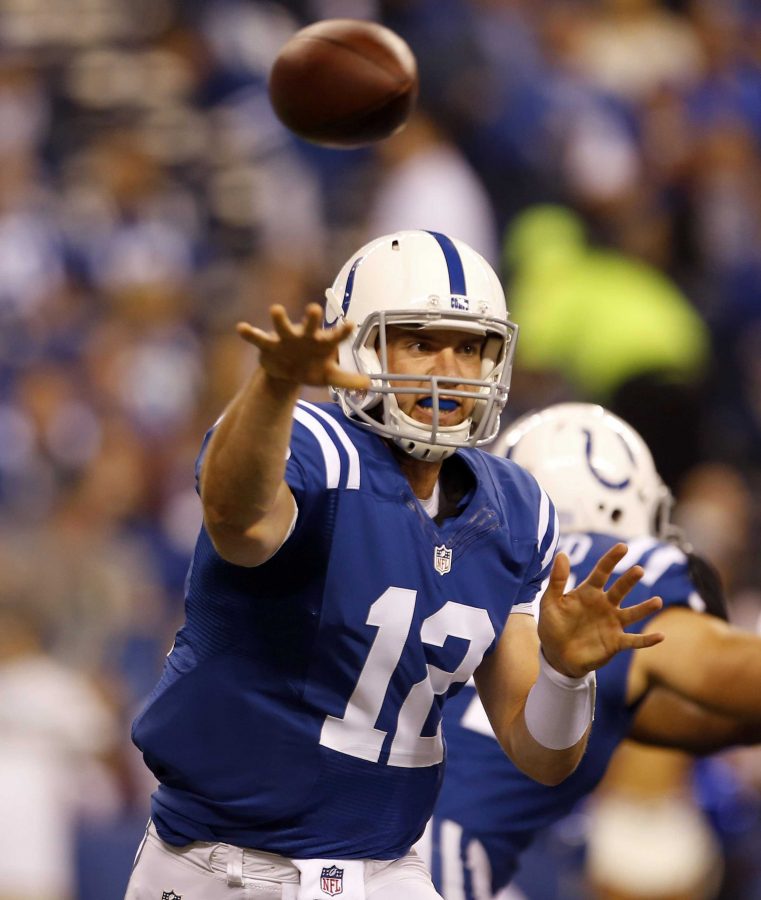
524, 649, 596, 750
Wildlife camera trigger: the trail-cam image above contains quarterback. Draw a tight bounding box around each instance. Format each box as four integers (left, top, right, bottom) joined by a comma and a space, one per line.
126, 234, 662, 900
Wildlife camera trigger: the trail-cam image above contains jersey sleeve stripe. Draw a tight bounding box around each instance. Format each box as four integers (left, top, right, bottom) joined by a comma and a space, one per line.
194, 426, 214, 491
538, 491, 559, 571
536, 488, 549, 550
540, 508, 559, 571
293, 406, 342, 489
509, 600, 537, 617
298, 401, 361, 490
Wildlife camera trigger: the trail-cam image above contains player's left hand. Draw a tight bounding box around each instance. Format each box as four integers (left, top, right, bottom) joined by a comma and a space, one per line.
537, 543, 664, 679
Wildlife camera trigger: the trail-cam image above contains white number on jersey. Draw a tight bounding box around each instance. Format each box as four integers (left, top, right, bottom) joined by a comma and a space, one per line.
320, 587, 495, 768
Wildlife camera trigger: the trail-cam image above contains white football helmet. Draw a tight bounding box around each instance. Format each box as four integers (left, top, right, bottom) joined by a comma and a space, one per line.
493, 403, 673, 539
325, 230, 518, 461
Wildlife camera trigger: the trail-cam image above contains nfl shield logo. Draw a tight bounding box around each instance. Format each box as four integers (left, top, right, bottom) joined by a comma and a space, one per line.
320, 864, 344, 896
434, 544, 452, 575
162, 892, 182, 900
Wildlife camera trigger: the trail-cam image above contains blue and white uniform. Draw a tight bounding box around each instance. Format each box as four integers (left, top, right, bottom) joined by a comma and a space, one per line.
132, 401, 558, 861
422, 531, 713, 899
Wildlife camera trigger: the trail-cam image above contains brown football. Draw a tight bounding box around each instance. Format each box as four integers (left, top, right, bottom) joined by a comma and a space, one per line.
268, 19, 418, 148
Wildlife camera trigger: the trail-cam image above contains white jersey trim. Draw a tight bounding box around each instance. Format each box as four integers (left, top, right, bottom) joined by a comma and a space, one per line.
510, 601, 536, 616
540, 497, 559, 571
613, 536, 659, 573
298, 401, 361, 490
612, 537, 687, 586
537, 488, 549, 552
293, 406, 341, 489
640, 544, 686, 586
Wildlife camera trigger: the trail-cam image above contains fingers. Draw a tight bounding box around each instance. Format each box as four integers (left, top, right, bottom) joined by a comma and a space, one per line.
236, 322, 270, 347
239, 306, 354, 346
618, 595, 663, 626
326, 363, 371, 391
584, 542, 628, 589
543, 552, 570, 603
302, 303, 324, 336
236, 308, 294, 345
605, 565, 644, 607
331, 319, 356, 343
271, 305, 293, 340
621, 630, 665, 650
278, 303, 353, 344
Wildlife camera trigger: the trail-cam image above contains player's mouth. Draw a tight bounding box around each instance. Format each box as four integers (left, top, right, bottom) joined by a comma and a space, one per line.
414, 396, 461, 421
417, 397, 459, 411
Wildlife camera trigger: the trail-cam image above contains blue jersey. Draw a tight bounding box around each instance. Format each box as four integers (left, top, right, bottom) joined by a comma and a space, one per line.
131, 401, 558, 859
426, 531, 711, 897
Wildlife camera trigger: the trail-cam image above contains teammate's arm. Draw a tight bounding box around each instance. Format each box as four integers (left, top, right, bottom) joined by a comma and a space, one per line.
630, 606, 761, 720
200, 303, 368, 567
629, 686, 761, 755
475, 544, 664, 785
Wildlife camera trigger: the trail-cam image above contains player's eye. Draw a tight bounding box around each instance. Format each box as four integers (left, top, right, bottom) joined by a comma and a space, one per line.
459, 341, 484, 357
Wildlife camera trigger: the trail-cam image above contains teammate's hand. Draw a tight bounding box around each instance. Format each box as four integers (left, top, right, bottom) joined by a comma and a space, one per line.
537, 543, 664, 679
237, 303, 371, 391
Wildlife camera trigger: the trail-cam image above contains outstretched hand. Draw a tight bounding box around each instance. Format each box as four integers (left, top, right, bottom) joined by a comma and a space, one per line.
237, 303, 371, 391
538, 543, 664, 678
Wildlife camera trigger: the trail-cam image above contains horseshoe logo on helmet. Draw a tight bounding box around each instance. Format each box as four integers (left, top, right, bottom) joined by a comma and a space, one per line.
583, 429, 633, 490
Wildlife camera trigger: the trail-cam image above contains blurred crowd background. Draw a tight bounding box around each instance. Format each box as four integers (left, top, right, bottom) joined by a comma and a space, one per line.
2, 0, 761, 897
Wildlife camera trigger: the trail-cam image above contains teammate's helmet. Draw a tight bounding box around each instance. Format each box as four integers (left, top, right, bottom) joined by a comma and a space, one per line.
493, 403, 673, 539
325, 230, 518, 461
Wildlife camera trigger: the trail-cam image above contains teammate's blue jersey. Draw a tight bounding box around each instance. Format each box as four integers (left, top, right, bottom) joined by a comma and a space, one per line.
131, 401, 558, 860
426, 530, 709, 896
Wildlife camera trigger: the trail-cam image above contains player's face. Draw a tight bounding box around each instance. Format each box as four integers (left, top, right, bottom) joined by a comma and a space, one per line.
384, 326, 485, 426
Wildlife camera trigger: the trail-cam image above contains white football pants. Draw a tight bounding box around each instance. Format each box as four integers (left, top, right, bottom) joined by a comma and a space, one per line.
125, 821, 443, 900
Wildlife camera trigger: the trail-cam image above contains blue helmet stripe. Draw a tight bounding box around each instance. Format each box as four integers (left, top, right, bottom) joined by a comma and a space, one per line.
426, 231, 466, 296
342, 256, 363, 315
325, 255, 363, 326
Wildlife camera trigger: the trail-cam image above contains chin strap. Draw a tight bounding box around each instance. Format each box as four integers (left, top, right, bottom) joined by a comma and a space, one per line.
393, 435, 457, 462
390, 408, 473, 461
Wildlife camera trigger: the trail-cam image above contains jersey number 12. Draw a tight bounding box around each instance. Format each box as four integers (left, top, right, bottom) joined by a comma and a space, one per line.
320, 587, 495, 768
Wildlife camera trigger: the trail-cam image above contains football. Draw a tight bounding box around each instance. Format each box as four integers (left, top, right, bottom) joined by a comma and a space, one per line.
268, 19, 418, 148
